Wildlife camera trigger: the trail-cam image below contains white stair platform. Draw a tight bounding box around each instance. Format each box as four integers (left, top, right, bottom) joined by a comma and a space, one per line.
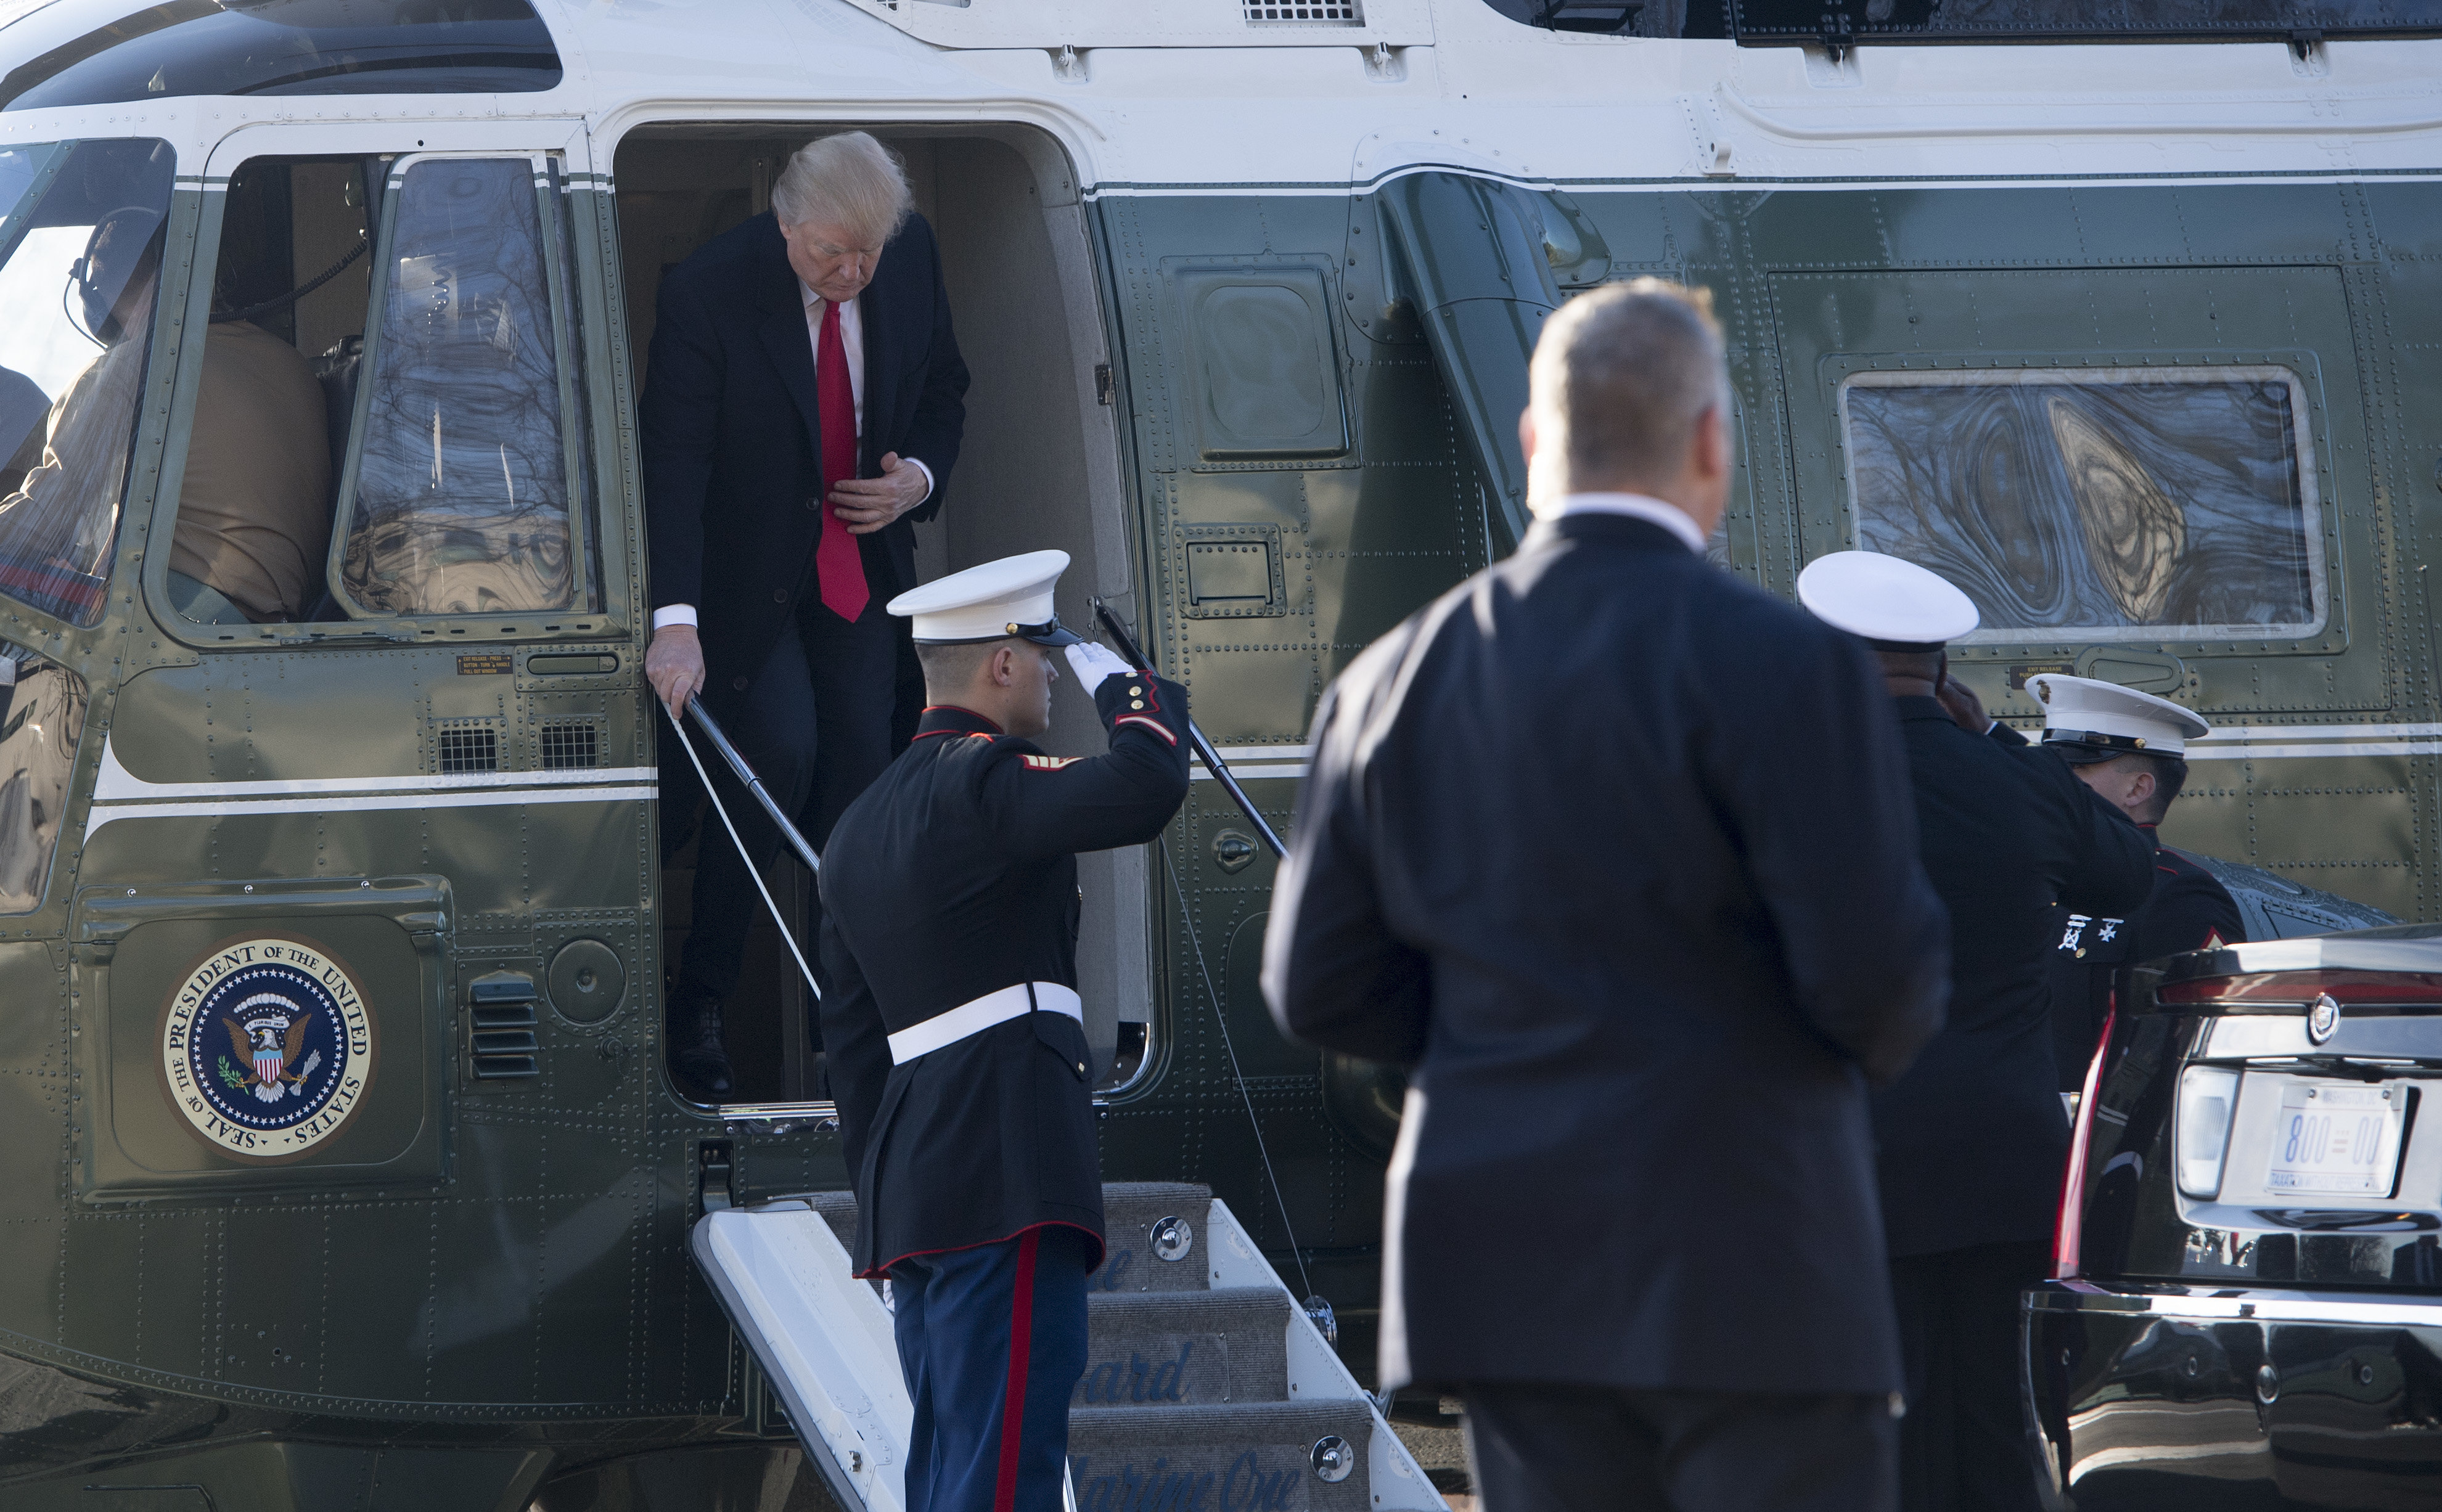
693, 1187, 1444, 1511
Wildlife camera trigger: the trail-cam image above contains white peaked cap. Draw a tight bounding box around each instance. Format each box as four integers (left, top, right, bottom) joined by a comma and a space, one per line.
1796, 550, 1981, 648
887, 549, 1081, 645
2027, 674, 2212, 759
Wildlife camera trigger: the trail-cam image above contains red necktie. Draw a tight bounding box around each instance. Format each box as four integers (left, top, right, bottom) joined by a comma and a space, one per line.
813, 300, 870, 622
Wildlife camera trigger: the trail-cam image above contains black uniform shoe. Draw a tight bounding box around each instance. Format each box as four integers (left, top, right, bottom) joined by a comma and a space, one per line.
667, 993, 734, 1100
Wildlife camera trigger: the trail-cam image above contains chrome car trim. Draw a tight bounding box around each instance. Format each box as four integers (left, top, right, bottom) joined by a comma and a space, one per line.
2029, 1280, 2442, 1327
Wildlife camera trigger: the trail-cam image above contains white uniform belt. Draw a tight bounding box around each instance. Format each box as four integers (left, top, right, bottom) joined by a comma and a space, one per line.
887, 981, 1083, 1066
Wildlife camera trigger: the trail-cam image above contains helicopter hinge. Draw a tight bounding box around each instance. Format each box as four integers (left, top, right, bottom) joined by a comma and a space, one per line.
699, 1139, 737, 1214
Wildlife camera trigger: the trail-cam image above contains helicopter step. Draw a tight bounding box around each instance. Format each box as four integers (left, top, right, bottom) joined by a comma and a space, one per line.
692, 1182, 1443, 1512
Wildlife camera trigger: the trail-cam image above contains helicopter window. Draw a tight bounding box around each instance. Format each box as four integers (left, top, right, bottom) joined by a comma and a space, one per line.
0, 648, 83, 913
1839, 366, 2327, 644
337, 156, 588, 618
162, 155, 373, 627
0, 137, 173, 628
0, 1, 560, 113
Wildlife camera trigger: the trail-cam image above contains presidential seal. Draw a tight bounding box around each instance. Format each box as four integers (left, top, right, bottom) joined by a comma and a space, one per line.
161, 937, 374, 1159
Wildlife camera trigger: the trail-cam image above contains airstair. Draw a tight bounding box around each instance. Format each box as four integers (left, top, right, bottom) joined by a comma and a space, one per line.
694, 1182, 1446, 1511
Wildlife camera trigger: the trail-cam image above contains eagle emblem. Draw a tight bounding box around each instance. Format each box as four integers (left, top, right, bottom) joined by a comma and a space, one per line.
163, 936, 374, 1159
218, 994, 324, 1104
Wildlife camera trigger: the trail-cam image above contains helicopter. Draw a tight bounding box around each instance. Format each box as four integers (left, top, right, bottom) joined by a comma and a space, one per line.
0, 0, 2435, 1506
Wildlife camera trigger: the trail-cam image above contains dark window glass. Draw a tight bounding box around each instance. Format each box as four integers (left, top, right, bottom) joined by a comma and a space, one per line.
0, 137, 173, 626
339, 156, 580, 617
1727, 0, 2442, 44
1840, 367, 2325, 642
0, 1, 560, 113
1475, 0, 2442, 39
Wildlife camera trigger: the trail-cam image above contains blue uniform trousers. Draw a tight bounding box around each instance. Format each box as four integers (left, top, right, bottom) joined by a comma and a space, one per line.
892, 1225, 1092, 1512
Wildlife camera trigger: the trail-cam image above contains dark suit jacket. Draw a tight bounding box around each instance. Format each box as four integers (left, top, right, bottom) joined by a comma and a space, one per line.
1870, 705, 2155, 1257
818, 677, 1191, 1277
641, 210, 967, 713
1262, 513, 1949, 1395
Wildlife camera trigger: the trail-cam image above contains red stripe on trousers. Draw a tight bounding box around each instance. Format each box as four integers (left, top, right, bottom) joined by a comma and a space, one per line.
994, 1228, 1042, 1512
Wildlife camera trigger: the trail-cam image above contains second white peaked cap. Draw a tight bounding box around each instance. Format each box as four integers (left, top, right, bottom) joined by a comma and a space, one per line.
886, 549, 1083, 647
1795, 550, 1980, 649
2027, 673, 2213, 759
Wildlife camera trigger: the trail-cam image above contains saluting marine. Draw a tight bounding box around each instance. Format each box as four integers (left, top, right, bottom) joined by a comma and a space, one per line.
1800, 550, 2157, 1512
2029, 674, 2247, 1090
815, 550, 1190, 1512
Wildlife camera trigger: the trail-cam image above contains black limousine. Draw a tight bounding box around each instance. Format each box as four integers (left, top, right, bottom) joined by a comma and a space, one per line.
2029, 922, 2442, 1510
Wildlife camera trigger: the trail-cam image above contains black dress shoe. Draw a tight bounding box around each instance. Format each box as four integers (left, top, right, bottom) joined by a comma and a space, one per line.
668, 994, 734, 1100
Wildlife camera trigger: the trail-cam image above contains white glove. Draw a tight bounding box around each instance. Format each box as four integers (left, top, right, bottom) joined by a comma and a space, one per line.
1064, 641, 1135, 692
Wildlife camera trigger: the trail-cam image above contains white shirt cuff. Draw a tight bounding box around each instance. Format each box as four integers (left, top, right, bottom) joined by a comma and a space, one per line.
653, 605, 698, 631
906, 457, 935, 502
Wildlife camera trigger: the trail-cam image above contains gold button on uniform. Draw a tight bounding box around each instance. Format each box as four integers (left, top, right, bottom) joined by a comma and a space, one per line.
1130, 700, 1144, 709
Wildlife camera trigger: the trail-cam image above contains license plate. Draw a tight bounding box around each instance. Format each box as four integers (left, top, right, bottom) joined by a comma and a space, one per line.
2264, 1083, 2405, 1196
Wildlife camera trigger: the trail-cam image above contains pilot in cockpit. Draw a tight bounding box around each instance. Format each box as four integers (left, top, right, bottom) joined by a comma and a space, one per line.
0, 202, 332, 627
162, 250, 333, 626
0, 207, 164, 576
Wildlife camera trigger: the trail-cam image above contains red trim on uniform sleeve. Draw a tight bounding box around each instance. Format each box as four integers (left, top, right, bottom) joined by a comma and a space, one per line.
858, 1219, 1106, 1280
993, 1228, 1042, 1512
1115, 714, 1178, 746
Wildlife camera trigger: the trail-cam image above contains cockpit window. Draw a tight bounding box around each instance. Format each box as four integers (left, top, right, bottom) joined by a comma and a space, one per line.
0, 1, 560, 113
0, 645, 83, 912
337, 155, 584, 616
1840, 366, 2327, 644
0, 137, 172, 627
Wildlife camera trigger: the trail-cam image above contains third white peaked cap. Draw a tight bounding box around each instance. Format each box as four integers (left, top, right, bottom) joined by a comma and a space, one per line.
2027, 673, 2212, 758
887, 550, 1076, 645
1795, 550, 1980, 648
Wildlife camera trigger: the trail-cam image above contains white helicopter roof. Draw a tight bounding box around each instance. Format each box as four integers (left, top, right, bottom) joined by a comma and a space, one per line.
0, 0, 2434, 195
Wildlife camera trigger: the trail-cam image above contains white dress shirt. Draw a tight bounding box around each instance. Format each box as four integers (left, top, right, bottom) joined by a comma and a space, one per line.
1546, 491, 1710, 555
652, 284, 935, 631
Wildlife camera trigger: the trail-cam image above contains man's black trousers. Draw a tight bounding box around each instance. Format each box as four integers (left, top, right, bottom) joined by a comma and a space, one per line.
1459, 1382, 1899, 1511
675, 582, 897, 1010
1889, 1239, 2051, 1512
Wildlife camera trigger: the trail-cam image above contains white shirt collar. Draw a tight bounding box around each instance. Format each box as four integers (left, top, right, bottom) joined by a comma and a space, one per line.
1544, 492, 1710, 555
800, 280, 858, 320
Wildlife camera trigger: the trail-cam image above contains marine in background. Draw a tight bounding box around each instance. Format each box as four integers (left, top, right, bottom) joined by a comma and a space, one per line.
2028, 674, 2247, 1090
1799, 551, 2156, 1512
816, 550, 1189, 1512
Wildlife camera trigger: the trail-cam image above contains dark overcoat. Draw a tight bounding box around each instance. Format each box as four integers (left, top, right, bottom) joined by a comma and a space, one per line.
640, 210, 969, 719
817, 676, 1190, 1277
1872, 705, 2156, 1257
1263, 512, 1951, 1396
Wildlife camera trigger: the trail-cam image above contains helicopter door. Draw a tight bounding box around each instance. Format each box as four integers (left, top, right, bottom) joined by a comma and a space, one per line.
75, 119, 650, 1199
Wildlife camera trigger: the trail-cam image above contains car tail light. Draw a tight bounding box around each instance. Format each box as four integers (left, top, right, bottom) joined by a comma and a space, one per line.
2174, 1065, 2242, 1198
2054, 1004, 2115, 1280
2159, 970, 2442, 1005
